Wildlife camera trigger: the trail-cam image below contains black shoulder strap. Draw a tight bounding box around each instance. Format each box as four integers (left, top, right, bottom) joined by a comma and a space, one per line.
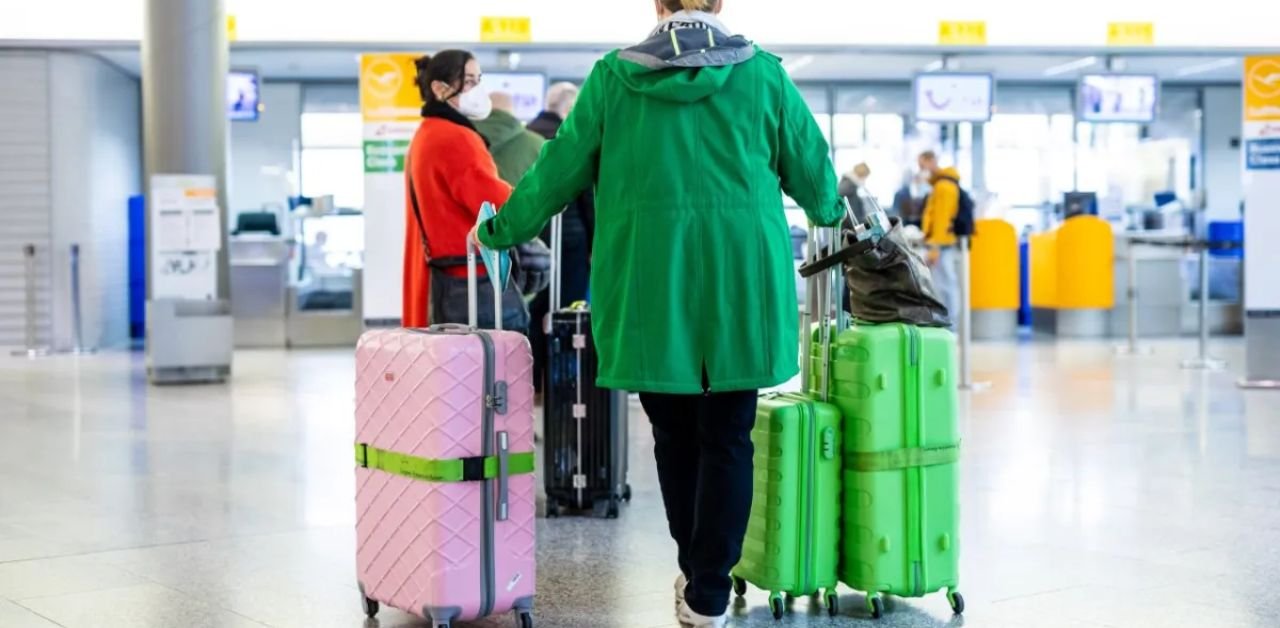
407, 161, 431, 259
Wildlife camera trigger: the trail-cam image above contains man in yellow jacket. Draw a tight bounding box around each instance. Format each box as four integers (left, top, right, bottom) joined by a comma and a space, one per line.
918, 150, 961, 324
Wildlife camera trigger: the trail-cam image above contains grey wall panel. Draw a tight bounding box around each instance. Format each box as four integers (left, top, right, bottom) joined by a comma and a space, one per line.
0, 52, 52, 347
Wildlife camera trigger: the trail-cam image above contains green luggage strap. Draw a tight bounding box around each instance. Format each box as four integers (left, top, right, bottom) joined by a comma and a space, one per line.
845, 443, 960, 472
356, 444, 535, 482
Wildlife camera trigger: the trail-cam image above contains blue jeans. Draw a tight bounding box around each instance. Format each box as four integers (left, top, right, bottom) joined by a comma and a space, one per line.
932, 246, 960, 328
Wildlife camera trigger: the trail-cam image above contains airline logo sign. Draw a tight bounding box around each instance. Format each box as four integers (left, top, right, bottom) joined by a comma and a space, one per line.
360, 53, 423, 123
1245, 57, 1280, 122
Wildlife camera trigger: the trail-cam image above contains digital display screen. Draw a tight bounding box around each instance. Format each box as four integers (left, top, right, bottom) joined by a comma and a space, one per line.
914, 74, 994, 123
227, 70, 261, 122
484, 73, 547, 122
1078, 74, 1159, 123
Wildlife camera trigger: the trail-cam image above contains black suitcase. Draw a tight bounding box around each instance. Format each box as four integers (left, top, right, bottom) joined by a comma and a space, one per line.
542, 215, 631, 519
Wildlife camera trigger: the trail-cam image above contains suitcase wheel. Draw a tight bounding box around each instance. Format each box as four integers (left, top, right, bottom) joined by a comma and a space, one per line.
361, 596, 378, 619
824, 589, 839, 617
947, 589, 965, 615
866, 594, 884, 620
518, 610, 534, 628
622, 484, 633, 502
732, 576, 747, 597
768, 592, 784, 620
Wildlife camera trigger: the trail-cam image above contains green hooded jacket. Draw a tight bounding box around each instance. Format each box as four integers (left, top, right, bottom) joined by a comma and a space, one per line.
480, 15, 844, 394
474, 109, 546, 186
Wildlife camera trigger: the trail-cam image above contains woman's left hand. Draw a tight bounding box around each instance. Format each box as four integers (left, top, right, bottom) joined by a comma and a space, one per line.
468, 225, 483, 250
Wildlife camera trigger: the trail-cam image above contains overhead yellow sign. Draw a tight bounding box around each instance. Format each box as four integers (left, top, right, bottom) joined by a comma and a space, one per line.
1245, 57, 1280, 122
1107, 22, 1154, 46
938, 21, 987, 46
226, 15, 237, 42
481, 16, 532, 43
360, 53, 424, 123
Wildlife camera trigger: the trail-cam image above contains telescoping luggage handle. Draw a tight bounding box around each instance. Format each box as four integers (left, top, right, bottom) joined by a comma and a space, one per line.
466, 239, 504, 331
798, 191, 892, 279
801, 222, 847, 402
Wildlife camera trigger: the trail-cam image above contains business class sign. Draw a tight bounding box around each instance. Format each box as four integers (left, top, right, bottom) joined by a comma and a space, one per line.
361, 52, 423, 323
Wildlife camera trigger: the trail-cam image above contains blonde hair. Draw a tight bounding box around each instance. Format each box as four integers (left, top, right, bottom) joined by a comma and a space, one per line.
660, 0, 721, 12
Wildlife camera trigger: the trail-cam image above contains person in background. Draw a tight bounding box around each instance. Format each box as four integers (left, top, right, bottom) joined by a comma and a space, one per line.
837, 162, 871, 220
402, 50, 528, 331
474, 91, 547, 186
894, 168, 926, 227
525, 81, 594, 393
471, 1, 845, 625
918, 150, 961, 323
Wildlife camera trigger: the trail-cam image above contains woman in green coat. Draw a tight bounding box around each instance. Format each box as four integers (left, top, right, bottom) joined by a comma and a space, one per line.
476, 1, 843, 624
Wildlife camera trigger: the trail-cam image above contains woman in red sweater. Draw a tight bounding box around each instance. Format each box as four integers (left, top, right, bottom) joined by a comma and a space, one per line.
402, 50, 526, 330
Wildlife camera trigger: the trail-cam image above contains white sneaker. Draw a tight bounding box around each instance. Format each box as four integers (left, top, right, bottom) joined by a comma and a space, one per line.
674, 574, 687, 606
677, 600, 727, 628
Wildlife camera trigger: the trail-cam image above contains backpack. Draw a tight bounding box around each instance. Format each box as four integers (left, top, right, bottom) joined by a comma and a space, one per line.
934, 175, 975, 237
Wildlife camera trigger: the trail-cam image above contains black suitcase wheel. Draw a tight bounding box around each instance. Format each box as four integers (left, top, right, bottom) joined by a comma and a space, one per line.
768, 592, 785, 620
622, 484, 633, 502
518, 611, 534, 628
732, 576, 747, 597
362, 596, 379, 618
948, 590, 965, 615
824, 590, 839, 617
867, 595, 884, 620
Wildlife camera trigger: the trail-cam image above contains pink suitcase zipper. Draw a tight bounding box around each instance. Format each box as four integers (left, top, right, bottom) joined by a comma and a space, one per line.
355, 242, 536, 628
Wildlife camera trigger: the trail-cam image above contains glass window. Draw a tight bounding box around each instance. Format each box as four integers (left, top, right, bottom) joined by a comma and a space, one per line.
300, 111, 364, 209
300, 148, 364, 209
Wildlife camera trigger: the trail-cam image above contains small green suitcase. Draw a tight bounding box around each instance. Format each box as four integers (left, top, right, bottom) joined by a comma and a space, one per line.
731, 393, 842, 619
810, 322, 963, 619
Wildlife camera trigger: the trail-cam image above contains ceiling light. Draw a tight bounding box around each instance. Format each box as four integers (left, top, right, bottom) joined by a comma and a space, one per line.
1175, 57, 1238, 77
1043, 56, 1098, 77
922, 59, 945, 73
783, 55, 814, 75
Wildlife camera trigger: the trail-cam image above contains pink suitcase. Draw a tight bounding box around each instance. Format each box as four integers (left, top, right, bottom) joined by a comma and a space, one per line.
355, 245, 536, 628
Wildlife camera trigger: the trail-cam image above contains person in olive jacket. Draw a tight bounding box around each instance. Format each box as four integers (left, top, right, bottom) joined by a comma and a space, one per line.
473, 91, 546, 186
474, 1, 843, 624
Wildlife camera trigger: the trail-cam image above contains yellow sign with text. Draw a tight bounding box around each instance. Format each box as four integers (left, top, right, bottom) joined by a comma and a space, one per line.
1107, 22, 1154, 46
360, 53, 424, 122
938, 21, 987, 46
1245, 57, 1280, 122
481, 16, 532, 44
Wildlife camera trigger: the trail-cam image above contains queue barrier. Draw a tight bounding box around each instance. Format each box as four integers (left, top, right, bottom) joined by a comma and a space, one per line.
968, 219, 1018, 339
1030, 216, 1115, 337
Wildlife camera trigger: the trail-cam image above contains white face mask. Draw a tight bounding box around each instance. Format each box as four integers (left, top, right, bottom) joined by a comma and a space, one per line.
456, 84, 492, 120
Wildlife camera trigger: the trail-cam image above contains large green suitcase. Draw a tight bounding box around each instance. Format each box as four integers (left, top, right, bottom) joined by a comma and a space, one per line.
731, 392, 842, 620
811, 322, 963, 619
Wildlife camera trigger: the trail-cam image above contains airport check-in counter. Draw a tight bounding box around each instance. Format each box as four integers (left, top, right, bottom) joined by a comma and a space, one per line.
969, 219, 1019, 339
229, 234, 291, 347
1110, 232, 1243, 337
1030, 216, 1116, 337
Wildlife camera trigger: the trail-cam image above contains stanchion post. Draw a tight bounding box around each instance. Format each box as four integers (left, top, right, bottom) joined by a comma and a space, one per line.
1115, 237, 1151, 356
1182, 242, 1224, 370
11, 244, 50, 358
66, 243, 96, 355
958, 236, 990, 391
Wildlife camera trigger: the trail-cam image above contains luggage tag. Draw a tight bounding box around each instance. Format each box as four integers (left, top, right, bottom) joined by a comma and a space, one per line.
475, 202, 512, 293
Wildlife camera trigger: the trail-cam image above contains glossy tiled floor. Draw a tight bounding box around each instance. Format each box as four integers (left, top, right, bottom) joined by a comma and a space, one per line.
1, 338, 1278, 628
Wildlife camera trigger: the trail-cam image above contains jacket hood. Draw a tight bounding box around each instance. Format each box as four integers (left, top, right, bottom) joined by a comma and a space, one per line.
931, 167, 961, 183
606, 11, 756, 103
473, 109, 526, 151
